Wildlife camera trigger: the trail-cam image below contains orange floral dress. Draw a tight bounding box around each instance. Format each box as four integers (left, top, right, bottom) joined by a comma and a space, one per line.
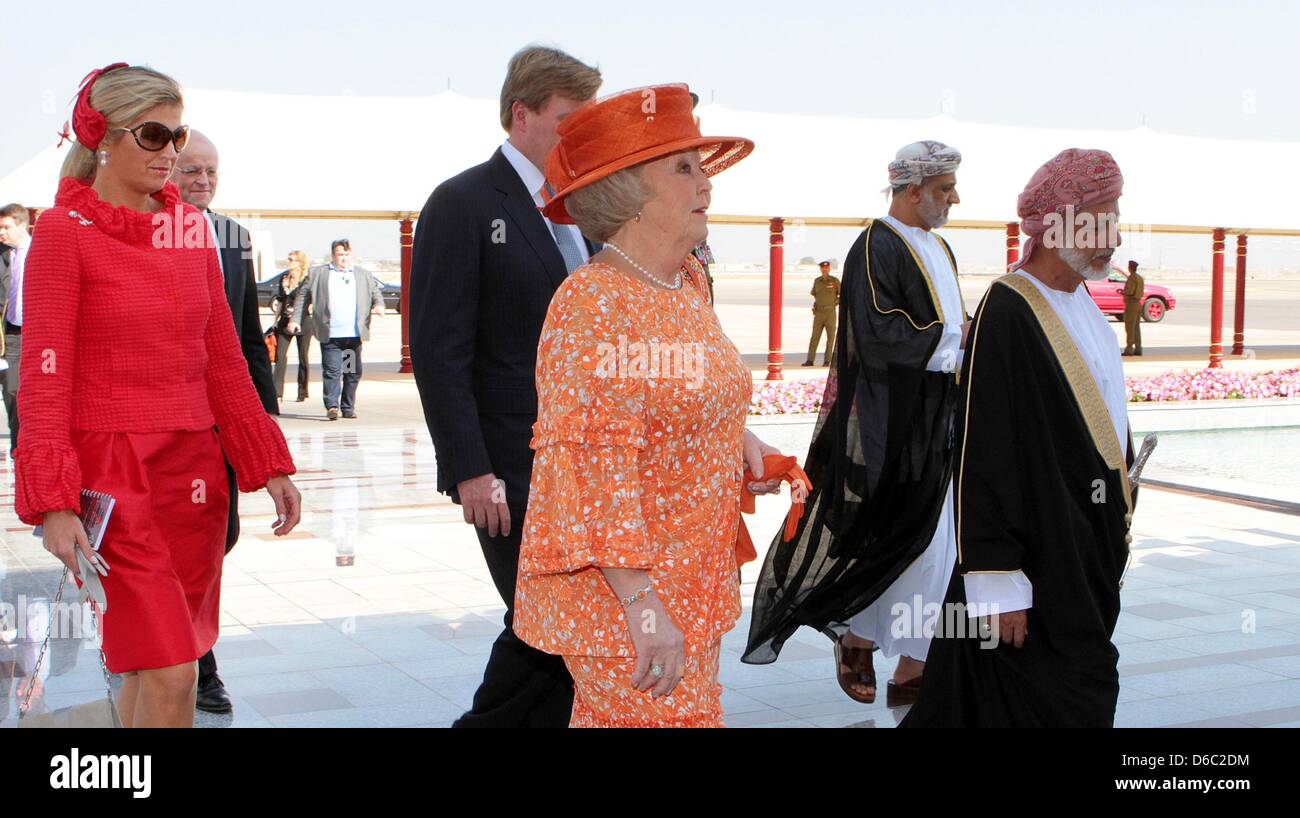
514, 257, 752, 727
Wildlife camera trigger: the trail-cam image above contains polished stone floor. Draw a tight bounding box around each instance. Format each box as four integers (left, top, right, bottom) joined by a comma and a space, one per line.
3, 407, 1300, 728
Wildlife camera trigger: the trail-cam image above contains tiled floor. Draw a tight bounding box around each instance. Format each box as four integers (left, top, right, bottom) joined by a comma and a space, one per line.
3, 402, 1300, 728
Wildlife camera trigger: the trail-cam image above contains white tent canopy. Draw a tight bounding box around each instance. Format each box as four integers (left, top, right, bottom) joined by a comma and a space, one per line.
3, 87, 1298, 230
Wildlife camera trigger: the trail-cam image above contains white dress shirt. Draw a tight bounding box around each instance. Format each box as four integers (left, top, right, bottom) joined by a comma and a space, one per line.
327, 265, 360, 339
964, 271, 1131, 617
501, 140, 590, 264
881, 216, 964, 373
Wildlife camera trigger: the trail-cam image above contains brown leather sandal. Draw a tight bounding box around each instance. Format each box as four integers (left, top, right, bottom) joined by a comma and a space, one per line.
885, 674, 923, 706
834, 636, 878, 704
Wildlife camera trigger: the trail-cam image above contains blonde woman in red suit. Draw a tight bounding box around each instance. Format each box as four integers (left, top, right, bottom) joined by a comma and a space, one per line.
16, 63, 302, 728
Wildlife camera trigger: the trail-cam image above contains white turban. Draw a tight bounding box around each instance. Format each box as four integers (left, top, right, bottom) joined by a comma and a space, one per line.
883, 140, 962, 193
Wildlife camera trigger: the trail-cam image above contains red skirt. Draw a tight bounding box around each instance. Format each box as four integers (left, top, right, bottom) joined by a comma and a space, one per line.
72, 428, 229, 674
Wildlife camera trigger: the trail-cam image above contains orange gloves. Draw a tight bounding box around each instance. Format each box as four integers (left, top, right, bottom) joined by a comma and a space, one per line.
735, 454, 812, 568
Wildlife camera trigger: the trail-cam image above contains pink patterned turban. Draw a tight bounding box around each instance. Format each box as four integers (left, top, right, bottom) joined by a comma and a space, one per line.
883, 140, 961, 193
1012, 148, 1124, 271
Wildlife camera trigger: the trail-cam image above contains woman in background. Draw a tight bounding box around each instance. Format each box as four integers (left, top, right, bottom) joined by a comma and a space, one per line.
271, 249, 312, 402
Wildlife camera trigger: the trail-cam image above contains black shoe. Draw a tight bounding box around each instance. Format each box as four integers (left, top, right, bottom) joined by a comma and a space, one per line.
196, 673, 233, 714
296, 395, 307, 402
801, 360, 815, 367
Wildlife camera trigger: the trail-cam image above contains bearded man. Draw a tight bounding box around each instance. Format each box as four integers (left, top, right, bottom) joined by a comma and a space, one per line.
903, 148, 1136, 727
744, 141, 968, 706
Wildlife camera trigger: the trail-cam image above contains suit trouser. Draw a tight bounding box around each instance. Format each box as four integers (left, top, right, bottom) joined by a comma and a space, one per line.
273, 327, 312, 400
198, 459, 241, 684
453, 517, 574, 728
1123, 304, 1142, 352
807, 307, 836, 363
321, 337, 362, 414
3, 330, 20, 452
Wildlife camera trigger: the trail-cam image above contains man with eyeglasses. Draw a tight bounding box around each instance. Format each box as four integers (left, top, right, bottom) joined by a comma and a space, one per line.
288, 239, 384, 421
173, 130, 279, 715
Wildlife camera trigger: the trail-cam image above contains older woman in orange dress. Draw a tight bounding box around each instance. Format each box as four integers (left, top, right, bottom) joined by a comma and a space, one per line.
513, 84, 786, 727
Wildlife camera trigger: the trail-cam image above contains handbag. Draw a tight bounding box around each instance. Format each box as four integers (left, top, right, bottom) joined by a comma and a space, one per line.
263, 325, 278, 363
18, 568, 122, 728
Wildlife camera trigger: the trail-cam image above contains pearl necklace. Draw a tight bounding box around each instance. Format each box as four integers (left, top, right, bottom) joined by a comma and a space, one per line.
604, 241, 682, 290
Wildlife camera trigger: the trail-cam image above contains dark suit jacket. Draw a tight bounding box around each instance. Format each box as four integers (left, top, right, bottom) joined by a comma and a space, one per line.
409, 147, 596, 511
209, 211, 278, 415
1, 244, 10, 298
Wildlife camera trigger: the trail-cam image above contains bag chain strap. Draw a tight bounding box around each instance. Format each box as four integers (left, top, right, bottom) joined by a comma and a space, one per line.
18, 567, 115, 719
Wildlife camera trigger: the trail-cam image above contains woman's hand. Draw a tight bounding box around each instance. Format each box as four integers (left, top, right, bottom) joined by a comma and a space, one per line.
265, 474, 302, 536
625, 591, 686, 698
743, 428, 784, 495
603, 567, 686, 698
40, 509, 95, 578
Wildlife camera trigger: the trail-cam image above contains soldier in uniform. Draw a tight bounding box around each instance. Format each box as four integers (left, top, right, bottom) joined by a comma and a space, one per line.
803, 260, 840, 366
1122, 259, 1144, 356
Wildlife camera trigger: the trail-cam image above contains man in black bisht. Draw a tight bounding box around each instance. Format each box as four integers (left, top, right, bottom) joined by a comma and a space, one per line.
743, 142, 968, 705
903, 148, 1135, 727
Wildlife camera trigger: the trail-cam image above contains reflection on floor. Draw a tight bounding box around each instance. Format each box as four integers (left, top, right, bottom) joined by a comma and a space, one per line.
4, 426, 1300, 728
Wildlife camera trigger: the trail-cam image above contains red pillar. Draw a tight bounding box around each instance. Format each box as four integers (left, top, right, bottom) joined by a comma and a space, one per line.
1006, 222, 1020, 271
1232, 233, 1247, 356
1209, 227, 1225, 368
767, 217, 784, 381
399, 217, 414, 373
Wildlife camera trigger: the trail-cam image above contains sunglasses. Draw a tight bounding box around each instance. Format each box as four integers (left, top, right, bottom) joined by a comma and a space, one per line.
110, 122, 191, 152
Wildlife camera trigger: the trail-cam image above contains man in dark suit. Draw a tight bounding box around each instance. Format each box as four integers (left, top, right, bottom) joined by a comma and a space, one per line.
0, 203, 32, 456
174, 131, 279, 714
288, 240, 384, 420
410, 46, 601, 728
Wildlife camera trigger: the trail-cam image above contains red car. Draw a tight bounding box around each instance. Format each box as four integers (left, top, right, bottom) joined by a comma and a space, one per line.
1086, 267, 1176, 323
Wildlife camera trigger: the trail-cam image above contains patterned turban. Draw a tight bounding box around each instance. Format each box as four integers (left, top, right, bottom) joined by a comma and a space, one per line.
1012, 148, 1124, 271
883, 140, 962, 193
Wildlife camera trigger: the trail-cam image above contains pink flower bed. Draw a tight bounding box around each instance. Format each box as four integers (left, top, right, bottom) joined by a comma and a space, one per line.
750, 378, 828, 415
749, 367, 1300, 415
1125, 367, 1300, 402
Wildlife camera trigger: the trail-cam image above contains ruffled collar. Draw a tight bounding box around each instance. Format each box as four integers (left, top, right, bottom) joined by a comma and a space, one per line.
54, 176, 183, 247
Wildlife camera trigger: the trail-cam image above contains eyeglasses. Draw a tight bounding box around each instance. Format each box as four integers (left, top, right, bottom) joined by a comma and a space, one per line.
175, 166, 219, 180
110, 122, 191, 152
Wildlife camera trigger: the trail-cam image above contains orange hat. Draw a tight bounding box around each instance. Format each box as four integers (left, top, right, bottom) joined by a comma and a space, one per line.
541, 83, 753, 224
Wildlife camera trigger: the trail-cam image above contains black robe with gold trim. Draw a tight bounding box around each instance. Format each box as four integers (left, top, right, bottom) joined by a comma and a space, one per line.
743, 219, 965, 663
901, 274, 1135, 728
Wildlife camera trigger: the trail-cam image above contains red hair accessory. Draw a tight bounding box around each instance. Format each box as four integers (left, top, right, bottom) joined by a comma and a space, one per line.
62, 62, 129, 150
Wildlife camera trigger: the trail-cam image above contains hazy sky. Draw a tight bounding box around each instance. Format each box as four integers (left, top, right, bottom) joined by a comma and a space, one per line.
6, 0, 1297, 173
4, 0, 1297, 271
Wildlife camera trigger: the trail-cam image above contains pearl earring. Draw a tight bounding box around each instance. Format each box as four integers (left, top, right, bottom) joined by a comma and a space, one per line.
99, 151, 108, 166
634, 211, 642, 223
